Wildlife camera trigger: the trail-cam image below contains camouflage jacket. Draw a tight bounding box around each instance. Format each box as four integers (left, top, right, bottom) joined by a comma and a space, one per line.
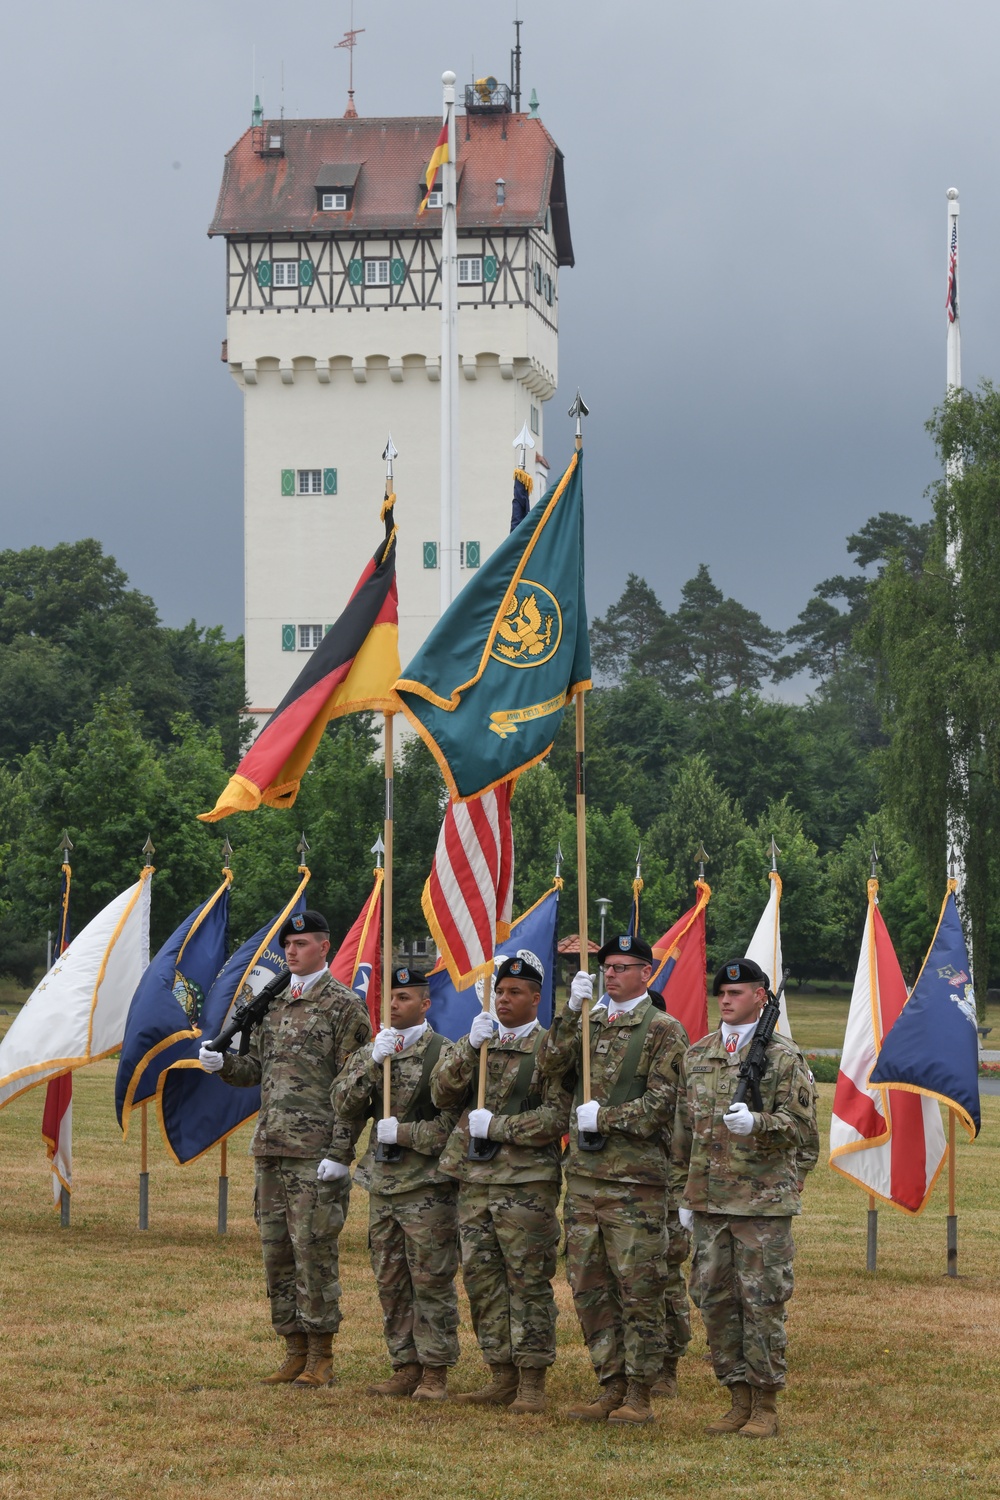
430, 1025, 572, 1186
220, 971, 372, 1161
330, 1026, 460, 1195
671, 1029, 819, 1216
540, 999, 689, 1187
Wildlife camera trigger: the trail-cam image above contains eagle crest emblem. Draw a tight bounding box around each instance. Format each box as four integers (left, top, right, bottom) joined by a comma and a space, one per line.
490, 580, 562, 669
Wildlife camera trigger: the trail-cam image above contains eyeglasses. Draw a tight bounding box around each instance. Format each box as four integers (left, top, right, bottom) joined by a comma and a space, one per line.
603, 962, 649, 974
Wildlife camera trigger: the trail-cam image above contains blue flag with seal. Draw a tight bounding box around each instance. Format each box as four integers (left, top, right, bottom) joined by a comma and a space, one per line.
395, 451, 590, 801
428, 884, 560, 1040
115, 875, 232, 1136
870, 885, 981, 1139
155, 876, 309, 1164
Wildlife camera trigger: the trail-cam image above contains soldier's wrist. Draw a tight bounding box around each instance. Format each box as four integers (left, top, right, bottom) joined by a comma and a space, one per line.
486, 1115, 506, 1142
395, 1123, 413, 1148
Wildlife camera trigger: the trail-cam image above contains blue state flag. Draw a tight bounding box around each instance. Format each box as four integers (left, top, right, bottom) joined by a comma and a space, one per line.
156, 883, 308, 1164
115, 877, 231, 1136
428, 885, 560, 1041
870, 887, 981, 1139
395, 452, 590, 801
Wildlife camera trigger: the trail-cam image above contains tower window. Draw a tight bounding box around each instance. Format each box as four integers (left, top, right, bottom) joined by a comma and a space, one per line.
273, 260, 299, 288
365, 259, 390, 286
298, 470, 322, 495
458, 257, 482, 284
298, 624, 323, 651
321, 191, 347, 211
530, 406, 539, 436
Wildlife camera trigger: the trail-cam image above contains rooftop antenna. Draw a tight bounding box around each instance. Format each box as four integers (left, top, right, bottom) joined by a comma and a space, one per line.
280, 60, 285, 121
336, 0, 365, 119
511, 9, 523, 113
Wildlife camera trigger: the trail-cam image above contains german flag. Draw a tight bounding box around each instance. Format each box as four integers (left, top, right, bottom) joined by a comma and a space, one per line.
418, 121, 449, 214
200, 496, 399, 821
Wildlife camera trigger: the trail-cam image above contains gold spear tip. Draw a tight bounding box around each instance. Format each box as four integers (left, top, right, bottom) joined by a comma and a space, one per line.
221, 836, 233, 869
142, 834, 155, 866
59, 830, 74, 856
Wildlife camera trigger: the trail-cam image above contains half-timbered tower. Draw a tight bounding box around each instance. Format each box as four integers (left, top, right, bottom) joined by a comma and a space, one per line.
210, 98, 574, 722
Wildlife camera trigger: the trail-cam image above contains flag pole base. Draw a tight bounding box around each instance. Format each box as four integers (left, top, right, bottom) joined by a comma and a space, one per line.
946, 1214, 958, 1277
866, 1207, 877, 1273
217, 1175, 228, 1235
59, 1186, 70, 1229
138, 1172, 149, 1231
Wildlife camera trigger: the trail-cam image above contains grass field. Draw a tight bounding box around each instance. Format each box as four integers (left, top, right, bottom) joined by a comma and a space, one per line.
1, 1046, 998, 1500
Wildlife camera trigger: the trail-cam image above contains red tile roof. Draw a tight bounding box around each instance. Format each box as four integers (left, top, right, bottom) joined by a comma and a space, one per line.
209, 113, 573, 266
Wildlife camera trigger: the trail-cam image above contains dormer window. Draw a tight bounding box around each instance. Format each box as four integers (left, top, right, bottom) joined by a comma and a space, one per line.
426, 188, 442, 209
321, 191, 347, 211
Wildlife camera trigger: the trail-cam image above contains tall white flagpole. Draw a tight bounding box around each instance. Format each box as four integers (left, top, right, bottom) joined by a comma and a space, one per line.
439, 70, 461, 614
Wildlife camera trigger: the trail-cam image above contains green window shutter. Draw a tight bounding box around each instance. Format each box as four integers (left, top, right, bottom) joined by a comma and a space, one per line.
465, 540, 481, 569
281, 469, 295, 496
348, 259, 363, 285
483, 256, 497, 283
299, 260, 314, 286
256, 259, 272, 288
281, 624, 296, 652
323, 468, 338, 495
423, 542, 438, 570
390, 258, 406, 285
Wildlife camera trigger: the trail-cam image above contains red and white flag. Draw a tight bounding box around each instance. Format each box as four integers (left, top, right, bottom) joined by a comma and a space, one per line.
41, 1071, 72, 1204
330, 868, 384, 1036
422, 784, 514, 989
829, 878, 946, 1213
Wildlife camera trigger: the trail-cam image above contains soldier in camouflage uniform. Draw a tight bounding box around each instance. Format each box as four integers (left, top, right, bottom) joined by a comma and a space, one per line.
199, 909, 371, 1389
671, 957, 819, 1439
331, 966, 460, 1402
430, 950, 572, 1415
541, 935, 689, 1426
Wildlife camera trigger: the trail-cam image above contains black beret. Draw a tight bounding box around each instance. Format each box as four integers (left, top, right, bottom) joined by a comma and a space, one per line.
495, 950, 545, 986
390, 966, 429, 989
597, 934, 654, 967
712, 957, 769, 995
647, 988, 667, 1013
277, 909, 330, 947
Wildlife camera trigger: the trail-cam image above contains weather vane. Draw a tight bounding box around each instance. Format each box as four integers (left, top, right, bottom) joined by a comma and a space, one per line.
336, 3, 365, 119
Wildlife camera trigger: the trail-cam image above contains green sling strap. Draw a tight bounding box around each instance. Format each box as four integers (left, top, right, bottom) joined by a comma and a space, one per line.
574, 1003, 657, 1110
378, 1032, 446, 1125
495, 1029, 545, 1117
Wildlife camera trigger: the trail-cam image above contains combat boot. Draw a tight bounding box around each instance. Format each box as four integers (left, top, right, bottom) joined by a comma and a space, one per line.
411, 1366, 448, 1402
650, 1356, 679, 1399
260, 1332, 308, 1385
508, 1366, 547, 1414
366, 1362, 422, 1397
704, 1380, 753, 1435
452, 1362, 518, 1405
292, 1332, 335, 1389
607, 1378, 654, 1425
567, 1375, 628, 1421
738, 1385, 780, 1439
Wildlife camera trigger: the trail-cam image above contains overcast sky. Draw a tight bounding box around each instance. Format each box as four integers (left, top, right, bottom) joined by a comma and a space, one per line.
2, 1, 996, 658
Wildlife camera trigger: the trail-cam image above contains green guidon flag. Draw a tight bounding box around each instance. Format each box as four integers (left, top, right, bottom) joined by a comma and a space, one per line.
395, 450, 591, 801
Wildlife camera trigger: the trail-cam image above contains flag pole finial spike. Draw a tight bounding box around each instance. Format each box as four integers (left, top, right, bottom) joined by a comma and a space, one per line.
382, 433, 398, 484
513, 420, 535, 471
297, 831, 310, 866
371, 833, 385, 869
870, 842, 878, 880
695, 841, 709, 880
770, 836, 780, 872
221, 836, 233, 870
635, 841, 642, 878
948, 845, 956, 880
59, 829, 74, 861
568, 389, 589, 450
554, 841, 563, 881
142, 834, 155, 866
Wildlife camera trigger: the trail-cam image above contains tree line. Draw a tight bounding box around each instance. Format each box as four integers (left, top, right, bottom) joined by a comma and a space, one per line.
3, 386, 1000, 1004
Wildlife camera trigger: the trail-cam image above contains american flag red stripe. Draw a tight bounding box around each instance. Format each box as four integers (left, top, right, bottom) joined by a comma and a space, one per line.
423, 785, 514, 989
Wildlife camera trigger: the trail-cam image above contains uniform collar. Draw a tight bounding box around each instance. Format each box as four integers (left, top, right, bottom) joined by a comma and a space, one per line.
396, 1020, 429, 1054
596, 993, 648, 1024
495, 1018, 539, 1045
287, 968, 328, 996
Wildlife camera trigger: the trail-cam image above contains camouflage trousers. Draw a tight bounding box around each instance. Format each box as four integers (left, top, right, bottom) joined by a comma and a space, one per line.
690, 1213, 795, 1389
564, 1175, 668, 1383
457, 1180, 560, 1369
255, 1156, 350, 1336
662, 1206, 692, 1360
369, 1183, 460, 1369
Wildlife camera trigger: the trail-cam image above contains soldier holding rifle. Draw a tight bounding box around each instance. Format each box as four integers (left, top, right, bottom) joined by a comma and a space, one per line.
331, 966, 461, 1402
671, 957, 818, 1439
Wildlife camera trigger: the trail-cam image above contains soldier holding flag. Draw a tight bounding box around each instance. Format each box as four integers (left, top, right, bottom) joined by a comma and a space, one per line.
331, 966, 461, 1401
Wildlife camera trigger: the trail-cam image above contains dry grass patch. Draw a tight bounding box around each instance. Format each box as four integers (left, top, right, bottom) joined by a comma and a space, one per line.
0, 1061, 998, 1498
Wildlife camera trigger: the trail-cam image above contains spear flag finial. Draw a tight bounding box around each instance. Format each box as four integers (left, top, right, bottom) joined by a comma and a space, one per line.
371, 834, 385, 870
568, 389, 589, 450
695, 841, 709, 880
870, 842, 878, 880
770, 836, 780, 872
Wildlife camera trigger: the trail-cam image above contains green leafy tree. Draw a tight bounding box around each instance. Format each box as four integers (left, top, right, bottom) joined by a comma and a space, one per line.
645, 753, 749, 921
823, 812, 937, 980
590, 575, 668, 683
644, 566, 784, 696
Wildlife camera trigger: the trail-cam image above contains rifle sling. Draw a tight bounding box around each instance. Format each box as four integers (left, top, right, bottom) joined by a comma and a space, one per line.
574, 1004, 656, 1110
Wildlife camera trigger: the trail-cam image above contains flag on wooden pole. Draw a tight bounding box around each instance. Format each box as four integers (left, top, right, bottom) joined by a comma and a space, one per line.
330, 869, 384, 1036
744, 868, 791, 1037
649, 879, 711, 1043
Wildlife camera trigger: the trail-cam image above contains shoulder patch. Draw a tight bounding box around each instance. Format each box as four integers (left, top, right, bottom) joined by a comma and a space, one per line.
355, 1025, 369, 1045
798, 1087, 811, 1108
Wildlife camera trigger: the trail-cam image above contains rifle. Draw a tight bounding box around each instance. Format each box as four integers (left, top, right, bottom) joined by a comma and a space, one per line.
204, 969, 291, 1056
732, 969, 790, 1112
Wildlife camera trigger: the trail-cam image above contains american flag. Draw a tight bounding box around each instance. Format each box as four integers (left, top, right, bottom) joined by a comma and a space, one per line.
947, 220, 959, 324
422, 784, 514, 989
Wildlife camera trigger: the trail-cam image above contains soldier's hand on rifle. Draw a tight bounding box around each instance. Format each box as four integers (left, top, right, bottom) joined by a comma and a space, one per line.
469, 1012, 494, 1049
678, 1207, 694, 1231
576, 1098, 601, 1133
376, 1117, 399, 1145
468, 1108, 493, 1139
198, 1044, 224, 1073
316, 1158, 350, 1182
372, 1028, 400, 1063
569, 971, 593, 1013
723, 1101, 755, 1136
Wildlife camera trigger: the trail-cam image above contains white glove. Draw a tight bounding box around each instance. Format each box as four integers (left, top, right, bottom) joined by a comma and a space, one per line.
723, 1102, 755, 1137
678, 1207, 695, 1232
569, 971, 594, 1013
316, 1158, 350, 1182
576, 1098, 601, 1133
376, 1117, 399, 1145
469, 1012, 495, 1049
372, 1028, 400, 1064
468, 1108, 493, 1139
198, 1045, 224, 1073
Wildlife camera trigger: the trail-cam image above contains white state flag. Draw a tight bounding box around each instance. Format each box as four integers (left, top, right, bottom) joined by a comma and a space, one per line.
744, 872, 791, 1038
0, 871, 152, 1110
